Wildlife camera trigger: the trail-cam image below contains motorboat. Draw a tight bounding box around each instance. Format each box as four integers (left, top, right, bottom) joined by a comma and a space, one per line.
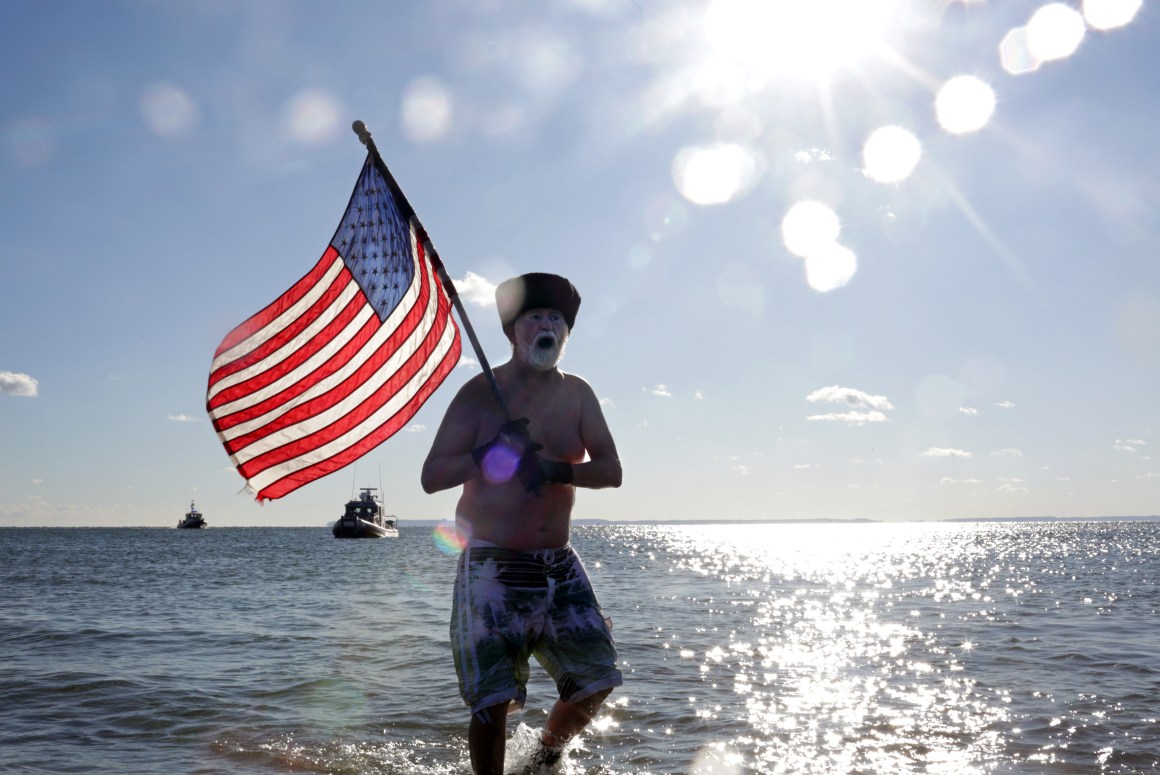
332, 487, 398, 538
177, 500, 207, 529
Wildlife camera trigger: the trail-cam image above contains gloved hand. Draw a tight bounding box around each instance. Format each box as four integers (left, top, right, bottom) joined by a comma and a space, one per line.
517, 448, 574, 495
471, 418, 533, 465
472, 418, 536, 484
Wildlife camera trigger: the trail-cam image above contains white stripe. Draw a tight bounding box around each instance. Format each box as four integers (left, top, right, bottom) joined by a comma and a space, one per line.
208, 256, 346, 398
454, 544, 479, 697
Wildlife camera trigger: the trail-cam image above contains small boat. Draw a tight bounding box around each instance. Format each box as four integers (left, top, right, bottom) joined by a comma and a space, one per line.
177, 500, 207, 529
332, 487, 398, 538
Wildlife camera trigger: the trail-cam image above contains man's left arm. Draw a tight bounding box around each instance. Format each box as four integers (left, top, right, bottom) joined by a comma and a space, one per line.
571, 381, 622, 490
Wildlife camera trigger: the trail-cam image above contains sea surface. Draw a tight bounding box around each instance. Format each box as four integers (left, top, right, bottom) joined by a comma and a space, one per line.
2, 521, 1159, 774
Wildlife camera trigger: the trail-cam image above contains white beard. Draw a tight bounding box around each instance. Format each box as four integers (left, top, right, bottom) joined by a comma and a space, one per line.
524, 335, 566, 371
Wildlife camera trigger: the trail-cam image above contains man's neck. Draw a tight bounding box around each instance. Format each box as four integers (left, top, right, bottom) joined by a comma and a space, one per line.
502, 357, 563, 384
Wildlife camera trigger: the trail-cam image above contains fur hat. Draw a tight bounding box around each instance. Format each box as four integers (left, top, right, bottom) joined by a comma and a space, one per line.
495, 273, 581, 334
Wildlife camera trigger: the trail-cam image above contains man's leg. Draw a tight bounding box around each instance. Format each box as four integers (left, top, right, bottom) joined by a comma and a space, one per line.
468, 702, 511, 775
541, 687, 612, 751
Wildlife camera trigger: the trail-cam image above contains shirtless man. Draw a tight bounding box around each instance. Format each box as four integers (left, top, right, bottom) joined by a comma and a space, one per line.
421, 273, 623, 775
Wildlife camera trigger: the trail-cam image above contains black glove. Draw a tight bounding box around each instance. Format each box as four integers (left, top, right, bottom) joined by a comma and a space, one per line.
471, 418, 533, 467
517, 448, 574, 495
472, 418, 538, 484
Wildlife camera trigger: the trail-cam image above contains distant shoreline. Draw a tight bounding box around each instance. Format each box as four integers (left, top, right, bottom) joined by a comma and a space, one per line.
3, 515, 1158, 529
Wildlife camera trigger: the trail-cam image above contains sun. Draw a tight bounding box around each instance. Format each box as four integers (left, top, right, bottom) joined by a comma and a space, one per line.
703, 0, 900, 84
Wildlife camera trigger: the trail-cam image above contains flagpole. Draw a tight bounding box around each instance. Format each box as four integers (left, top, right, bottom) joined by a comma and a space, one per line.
351, 120, 510, 420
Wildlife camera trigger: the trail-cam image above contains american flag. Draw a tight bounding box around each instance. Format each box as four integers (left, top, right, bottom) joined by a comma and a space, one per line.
206, 155, 462, 501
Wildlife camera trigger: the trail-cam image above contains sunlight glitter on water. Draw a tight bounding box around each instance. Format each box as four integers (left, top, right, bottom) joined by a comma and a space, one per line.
645, 522, 1013, 773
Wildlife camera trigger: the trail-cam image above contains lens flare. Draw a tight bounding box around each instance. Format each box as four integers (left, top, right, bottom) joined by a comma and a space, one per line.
139, 82, 200, 139
402, 76, 454, 144
862, 125, 921, 184
672, 143, 760, 206
1000, 27, 1040, 75
479, 444, 520, 484
1027, 3, 1086, 63
781, 201, 840, 258
285, 89, 341, 144
936, 76, 996, 134
433, 522, 467, 555
5, 117, 53, 166
1083, 0, 1142, 30
804, 242, 858, 292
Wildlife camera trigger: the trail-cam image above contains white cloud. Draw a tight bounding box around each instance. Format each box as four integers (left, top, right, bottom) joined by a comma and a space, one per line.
454, 271, 497, 307
1113, 438, 1147, 452
404, 424, 426, 433
693, 390, 704, 400
167, 413, 200, 423
599, 397, 616, 408
957, 406, 979, 416
920, 447, 973, 458
991, 448, 1023, 457
997, 478, 1027, 493
806, 410, 888, 425
794, 147, 834, 163
732, 464, 750, 476
995, 400, 1015, 409
806, 385, 894, 410
649, 385, 672, 397
457, 354, 480, 370
0, 371, 38, 397
940, 477, 983, 484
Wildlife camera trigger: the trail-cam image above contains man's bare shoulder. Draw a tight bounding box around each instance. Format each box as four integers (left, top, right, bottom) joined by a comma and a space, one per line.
451, 372, 497, 399
560, 370, 598, 397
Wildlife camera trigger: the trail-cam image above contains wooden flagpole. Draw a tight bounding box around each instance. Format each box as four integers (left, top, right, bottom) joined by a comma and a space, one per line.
351, 120, 509, 419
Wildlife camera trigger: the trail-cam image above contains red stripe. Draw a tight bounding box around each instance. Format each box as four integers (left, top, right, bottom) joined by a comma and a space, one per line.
212, 252, 339, 358
255, 332, 462, 500
236, 267, 447, 475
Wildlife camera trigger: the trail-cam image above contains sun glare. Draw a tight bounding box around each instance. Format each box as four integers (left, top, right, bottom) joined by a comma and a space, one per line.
704, 0, 898, 83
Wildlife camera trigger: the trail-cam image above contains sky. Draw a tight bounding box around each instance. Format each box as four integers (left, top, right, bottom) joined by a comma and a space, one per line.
2, 0, 1158, 527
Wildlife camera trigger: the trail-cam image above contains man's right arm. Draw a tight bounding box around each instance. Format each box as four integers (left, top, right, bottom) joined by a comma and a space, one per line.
420, 385, 482, 494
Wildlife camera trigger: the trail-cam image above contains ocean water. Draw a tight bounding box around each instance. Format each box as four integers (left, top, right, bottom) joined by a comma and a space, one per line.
2, 521, 1159, 774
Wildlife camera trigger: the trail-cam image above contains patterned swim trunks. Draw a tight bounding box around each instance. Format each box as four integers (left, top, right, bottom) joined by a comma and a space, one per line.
450, 541, 623, 715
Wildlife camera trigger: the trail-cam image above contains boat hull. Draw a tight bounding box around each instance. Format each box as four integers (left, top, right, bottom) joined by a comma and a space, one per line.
332, 517, 397, 539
